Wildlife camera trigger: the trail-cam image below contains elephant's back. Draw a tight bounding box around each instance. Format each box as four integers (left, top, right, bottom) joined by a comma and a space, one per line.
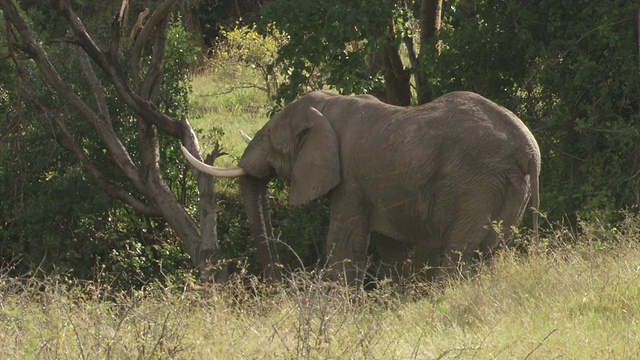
420, 92, 537, 146
366, 91, 539, 194
351, 92, 532, 165
401, 92, 539, 164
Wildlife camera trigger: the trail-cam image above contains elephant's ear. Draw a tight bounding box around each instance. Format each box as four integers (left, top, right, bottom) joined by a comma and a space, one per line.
289, 107, 341, 206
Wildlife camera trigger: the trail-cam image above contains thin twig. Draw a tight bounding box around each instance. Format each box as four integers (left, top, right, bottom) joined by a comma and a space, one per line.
524, 328, 558, 360
197, 83, 269, 97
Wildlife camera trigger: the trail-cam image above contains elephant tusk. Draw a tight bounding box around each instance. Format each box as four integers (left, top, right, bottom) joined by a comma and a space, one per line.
240, 130, 253, 143
181, 145, 246, 178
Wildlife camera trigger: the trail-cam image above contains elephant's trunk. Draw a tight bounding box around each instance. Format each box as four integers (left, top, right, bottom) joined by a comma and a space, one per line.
239, 176, 281, 280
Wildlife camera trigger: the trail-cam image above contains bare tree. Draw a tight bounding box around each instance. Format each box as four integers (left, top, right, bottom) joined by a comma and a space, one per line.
1, 0, 225, 280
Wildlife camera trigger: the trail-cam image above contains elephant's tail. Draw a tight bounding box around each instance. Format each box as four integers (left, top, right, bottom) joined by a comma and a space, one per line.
529, 158, 540, 242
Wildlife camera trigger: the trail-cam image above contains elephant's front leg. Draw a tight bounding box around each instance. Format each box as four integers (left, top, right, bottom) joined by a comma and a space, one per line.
370, 233, 414, 281
325, 190, 370, 287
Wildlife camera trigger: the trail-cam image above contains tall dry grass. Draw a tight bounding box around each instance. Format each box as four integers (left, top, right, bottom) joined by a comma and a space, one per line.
2, 216, 639, 359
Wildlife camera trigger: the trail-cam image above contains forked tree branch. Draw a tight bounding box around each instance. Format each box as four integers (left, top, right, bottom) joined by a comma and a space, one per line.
1, 0, 226, 278
139, 16, 169, 101
131, 0, 177, 70
50, 0, 186, 138
129, 0, 178, 94
109, 0, 129, 59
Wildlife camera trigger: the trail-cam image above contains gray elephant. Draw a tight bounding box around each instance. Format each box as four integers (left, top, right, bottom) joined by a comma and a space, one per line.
182, 90, 540, 285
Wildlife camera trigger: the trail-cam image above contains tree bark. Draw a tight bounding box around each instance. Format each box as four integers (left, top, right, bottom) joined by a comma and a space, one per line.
415, 0, 443, 105
383, 18, 412, 106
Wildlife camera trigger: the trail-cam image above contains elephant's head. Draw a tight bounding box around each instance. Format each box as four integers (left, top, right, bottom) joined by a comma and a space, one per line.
181, 92, 341, 278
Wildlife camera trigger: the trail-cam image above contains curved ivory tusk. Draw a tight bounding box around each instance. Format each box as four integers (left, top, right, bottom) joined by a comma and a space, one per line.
180, 145, 246, 178
240, 130, 253, 143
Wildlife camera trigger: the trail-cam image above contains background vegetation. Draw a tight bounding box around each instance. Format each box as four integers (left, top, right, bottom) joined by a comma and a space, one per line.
0, 0, 639, 356
0, 0, 639, 292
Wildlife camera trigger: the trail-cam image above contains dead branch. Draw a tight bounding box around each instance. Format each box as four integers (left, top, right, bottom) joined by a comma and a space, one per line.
50, 0, 186, 138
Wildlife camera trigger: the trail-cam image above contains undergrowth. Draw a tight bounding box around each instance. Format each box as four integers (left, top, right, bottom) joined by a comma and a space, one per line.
2, 215, 640, 359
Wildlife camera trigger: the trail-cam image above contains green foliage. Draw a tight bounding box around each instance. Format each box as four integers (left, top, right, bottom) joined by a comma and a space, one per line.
106, 233, 193, 290
159, 17, 201, 119
261, 0, 393, 104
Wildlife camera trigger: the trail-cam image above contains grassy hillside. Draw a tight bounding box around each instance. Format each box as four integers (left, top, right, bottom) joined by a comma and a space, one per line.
188, 65, 273, 168
1, 220, 639, 358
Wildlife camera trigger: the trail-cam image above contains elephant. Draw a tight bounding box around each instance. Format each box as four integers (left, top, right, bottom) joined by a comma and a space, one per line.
182, 90, 540, 285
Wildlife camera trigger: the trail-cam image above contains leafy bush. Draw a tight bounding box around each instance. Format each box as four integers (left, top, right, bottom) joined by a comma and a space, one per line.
209, 23, 287, 98
159, 16, 202, 119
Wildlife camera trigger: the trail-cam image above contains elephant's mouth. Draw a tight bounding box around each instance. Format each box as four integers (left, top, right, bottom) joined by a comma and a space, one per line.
181, 146, 247, 178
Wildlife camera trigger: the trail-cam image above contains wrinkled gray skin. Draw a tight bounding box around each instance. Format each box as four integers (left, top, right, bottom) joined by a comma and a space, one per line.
234, 90, 539, 285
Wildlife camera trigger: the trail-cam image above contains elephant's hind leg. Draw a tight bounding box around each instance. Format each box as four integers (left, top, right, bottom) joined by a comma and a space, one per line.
478, 172, 531, 254
438, 213, 494, 278
441, 174, 532, 279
